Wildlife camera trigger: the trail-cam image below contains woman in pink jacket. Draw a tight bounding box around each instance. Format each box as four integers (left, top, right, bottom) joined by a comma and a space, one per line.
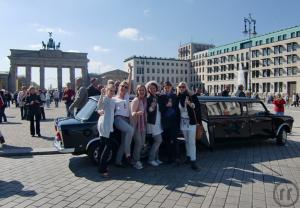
131, 85, 147, 169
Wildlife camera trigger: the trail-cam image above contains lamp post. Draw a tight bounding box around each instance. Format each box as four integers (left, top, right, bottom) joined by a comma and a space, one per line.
243, 13, 257, 94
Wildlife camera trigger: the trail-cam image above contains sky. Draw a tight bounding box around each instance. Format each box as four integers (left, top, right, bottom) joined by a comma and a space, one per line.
0, 0, 300, 88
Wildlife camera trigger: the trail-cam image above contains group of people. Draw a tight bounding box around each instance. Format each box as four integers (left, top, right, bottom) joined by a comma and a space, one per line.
95, 64, 201, 178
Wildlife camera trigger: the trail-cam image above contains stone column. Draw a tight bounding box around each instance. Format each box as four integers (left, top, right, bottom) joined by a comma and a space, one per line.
26, 65, 31, 87
57, 66, 62, 92
69, 67, 75, 90
81, 67, 89, 87
40, 66, 45, 90
8, 64, 17, 92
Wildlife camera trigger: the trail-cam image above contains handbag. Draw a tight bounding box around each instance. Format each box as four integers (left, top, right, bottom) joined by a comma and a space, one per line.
192, 107, 204, 141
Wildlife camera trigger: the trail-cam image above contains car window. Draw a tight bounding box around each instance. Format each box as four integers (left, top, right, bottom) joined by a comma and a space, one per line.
75, 99, 98, 121
219, 102, 241, 116
247, 102, 266, 116
206, 102, 222, 116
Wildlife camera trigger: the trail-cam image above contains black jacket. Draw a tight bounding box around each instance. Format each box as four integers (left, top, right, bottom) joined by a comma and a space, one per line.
147, 94, 163, 125
87, 85, 100, 97
177, 94, 201, 125
160, 92, 180, 129
25, 94, 42, 116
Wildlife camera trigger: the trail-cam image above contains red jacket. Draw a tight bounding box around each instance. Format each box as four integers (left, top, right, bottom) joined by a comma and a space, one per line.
273, 99, 286, 112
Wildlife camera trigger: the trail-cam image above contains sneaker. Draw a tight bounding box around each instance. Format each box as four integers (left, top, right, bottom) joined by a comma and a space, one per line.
133, 161, 143, 170
0, 136, 5, 144
156, 159, 163, 165
148, 160, 159, 167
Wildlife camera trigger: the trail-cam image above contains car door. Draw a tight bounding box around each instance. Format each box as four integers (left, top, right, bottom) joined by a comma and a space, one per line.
247, 101, 273, 138
208, 101, 249, 140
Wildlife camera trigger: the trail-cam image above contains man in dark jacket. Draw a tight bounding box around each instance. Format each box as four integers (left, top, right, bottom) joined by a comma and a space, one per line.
160, 81, 180, 163
69, 78, 88, 115
87, 78, 100, 97
221, 85, 230, 97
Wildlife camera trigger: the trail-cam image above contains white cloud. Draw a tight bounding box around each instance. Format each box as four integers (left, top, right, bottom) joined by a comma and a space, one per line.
118, 27, 144, 41
33, 23, 71, 35
88, 59, 114, 74
93, 45, 111, 52
143, 9, 151, 17
29, 44, 42, 50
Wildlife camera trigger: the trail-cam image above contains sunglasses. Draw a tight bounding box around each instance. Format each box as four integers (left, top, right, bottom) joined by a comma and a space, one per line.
121, 85, 128, 89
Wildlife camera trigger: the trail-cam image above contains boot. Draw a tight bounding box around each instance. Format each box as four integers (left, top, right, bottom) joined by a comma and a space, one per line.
190, 161, 199, 171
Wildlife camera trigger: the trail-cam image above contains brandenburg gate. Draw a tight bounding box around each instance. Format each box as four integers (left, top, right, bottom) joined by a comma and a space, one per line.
7, 33, 89, 92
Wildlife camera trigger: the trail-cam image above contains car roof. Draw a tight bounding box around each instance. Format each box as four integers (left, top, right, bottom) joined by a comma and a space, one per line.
198, 96, 260, 102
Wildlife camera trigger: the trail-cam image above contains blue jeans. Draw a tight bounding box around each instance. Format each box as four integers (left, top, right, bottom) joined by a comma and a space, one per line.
276, 112, 284, 116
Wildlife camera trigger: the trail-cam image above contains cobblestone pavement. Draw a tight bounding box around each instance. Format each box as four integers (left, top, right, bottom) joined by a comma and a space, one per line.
1, 138, 300, 208
0, 102, 300, 208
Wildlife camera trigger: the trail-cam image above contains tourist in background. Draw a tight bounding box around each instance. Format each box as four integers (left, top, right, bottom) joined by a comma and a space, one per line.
38, 89, 46, 120
17, 86, 27, 120
4, 91, 11, 108
273, 93, 286, 116
176, 82, 200, 170
25, 86, 42, 137
0, 90, 7, 123
62, 83, 75, 117
69, 78, 88, 115
87, 78, 101, 97
160, 81, 180, 164
53, 90, 59, 108
146, 81, 163, 167
13, 91, 19, 107
97, 85, 116, 178
46, 91, 51, 108
221, 85, 230, 97
234, 84, 246, 97
131, 85, 147, 169
114, 65, 134, 167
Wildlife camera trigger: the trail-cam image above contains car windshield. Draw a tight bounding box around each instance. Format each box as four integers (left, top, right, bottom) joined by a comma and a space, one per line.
75, 99, 97, 121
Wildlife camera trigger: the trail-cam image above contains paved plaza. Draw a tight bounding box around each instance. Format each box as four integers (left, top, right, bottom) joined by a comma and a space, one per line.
0, 103, 300, 207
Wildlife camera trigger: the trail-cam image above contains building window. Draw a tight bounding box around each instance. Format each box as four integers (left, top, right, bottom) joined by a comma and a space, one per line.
152, 68, 155, 73
162, 69, 164, 74
141, 76, 144, 82
157, 69, 160, 73
291, 32, 296, 38
278, 35, 282, 41
162, 62, 165, 66
157, 62, 160, 66
270, 37, 274, 43
147, 68, 150, 73
283, 34, 287, 40
152, 62, 155, 65
136, 76, 140, 82
263, 69, 271, 77
147, 77, 150, 82
297, 31, 300, 37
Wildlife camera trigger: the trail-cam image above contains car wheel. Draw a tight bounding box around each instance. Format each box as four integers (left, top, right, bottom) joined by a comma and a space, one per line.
276, 128, 287, 146
87, 141, 99, 165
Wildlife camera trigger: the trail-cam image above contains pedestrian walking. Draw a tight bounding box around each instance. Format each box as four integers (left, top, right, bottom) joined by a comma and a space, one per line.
131, 85, 147, 169
273, 93, 286, 116
53, 90, 59, 108
97, 85, 116, 178
62, 83, 75, 117
17, 86, 27, 120
25, 86, 42, 137
113, 64, 134, 167
160, 81, 180, 164
221, 85, 230, 97
0, 90, 7, 123
296, 93, 299, 107
176, 82, 200, 171
69, 78, 88, 115
146, 81, 163, 167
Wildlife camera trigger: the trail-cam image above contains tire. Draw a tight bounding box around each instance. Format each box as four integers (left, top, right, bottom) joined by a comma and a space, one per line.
87, 141, 99, 165
276, 128, 287, 146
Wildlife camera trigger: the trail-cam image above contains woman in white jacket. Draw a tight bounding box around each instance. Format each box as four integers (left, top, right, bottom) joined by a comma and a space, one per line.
97, 84, 116, 177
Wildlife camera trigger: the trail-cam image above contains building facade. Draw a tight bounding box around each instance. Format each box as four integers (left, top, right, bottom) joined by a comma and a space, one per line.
124, 56, 190, 89
191, 25, 300, 97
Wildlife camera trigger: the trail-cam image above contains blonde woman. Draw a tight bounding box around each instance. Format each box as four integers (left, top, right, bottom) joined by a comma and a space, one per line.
97, 84, 116, 177
131, 85, 147, 169
113, 64, 134, 167
176, 82, 200, 171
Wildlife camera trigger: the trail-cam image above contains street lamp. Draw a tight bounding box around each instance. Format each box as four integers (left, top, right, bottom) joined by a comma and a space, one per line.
243, 13, 257, 94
